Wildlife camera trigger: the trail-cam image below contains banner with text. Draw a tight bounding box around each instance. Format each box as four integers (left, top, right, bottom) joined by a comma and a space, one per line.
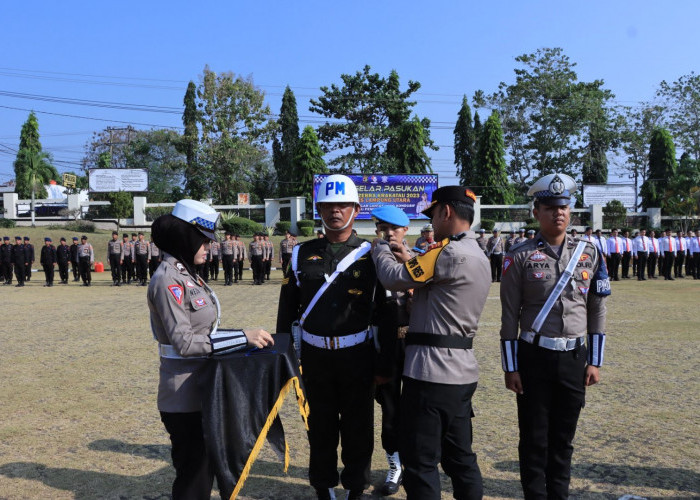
313, 174, 439, 220
583, 184, 636, 209
88, 168, 149, 193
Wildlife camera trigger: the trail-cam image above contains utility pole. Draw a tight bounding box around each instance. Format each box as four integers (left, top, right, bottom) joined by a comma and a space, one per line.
104, 126, 133, 168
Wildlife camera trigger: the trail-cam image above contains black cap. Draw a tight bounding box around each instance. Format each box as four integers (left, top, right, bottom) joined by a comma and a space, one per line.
81, 235, 87, 240
112, 231, 119, 235
24, 236, 30, 241
422, 186, 477, 218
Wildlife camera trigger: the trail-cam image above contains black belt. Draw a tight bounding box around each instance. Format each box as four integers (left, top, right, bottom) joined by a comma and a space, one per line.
405, 332, 473, 349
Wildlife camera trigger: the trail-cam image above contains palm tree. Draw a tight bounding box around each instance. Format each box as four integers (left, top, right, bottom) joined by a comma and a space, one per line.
19, 150, 54, 227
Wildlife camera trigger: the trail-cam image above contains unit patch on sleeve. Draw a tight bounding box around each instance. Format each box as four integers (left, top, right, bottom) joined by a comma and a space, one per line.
502, 256, 513, 275
168, 284, 184, 304
404, 237, 449, 283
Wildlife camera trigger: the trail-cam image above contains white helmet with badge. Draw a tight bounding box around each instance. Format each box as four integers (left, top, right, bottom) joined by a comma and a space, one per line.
527, 172, 577, 206
316, 174, 360, 205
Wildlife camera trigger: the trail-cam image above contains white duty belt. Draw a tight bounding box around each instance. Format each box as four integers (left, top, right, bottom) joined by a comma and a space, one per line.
519, 330, 584, 352
301, 328, 372, 350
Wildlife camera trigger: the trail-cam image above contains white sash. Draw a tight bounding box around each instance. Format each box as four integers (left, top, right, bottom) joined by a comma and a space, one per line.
531, 241, 587, 334
296, 242, 372, 326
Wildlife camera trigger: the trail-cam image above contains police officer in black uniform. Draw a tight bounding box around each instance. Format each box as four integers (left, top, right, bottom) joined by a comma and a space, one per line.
12, 236, 28, 287
0, 236, 12, 284
40, 237, 57, 286
23, 236, 34, 281
70, 236, 80, 282
56, 237, 71, 284
277, 174, 379, 500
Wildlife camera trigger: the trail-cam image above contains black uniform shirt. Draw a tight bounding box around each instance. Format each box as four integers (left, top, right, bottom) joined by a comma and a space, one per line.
40, 245, 57, 265
56, 244, 71, 263
276, 233, 379, 338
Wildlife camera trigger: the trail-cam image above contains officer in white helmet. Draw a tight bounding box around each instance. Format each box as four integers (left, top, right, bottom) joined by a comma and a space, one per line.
277, 174, 380, 500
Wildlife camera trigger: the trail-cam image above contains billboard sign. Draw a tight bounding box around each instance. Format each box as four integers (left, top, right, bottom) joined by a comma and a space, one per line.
583, 184, 636, 209
313, 174, 439, 220
88, 168, 149, 193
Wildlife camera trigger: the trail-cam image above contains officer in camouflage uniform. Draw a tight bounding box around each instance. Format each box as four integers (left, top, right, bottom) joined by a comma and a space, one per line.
500, 173, 609, 500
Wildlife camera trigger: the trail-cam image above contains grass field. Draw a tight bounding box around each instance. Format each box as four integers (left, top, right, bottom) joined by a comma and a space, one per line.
0, 228, 698, 499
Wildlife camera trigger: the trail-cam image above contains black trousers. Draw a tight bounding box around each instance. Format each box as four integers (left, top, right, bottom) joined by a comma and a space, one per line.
607, 253, 620, 280
136, 254, 149, 282
490, 254, 503, 282
674, 252, 685, 277
14, 261, 25, 285
160, 411, 214, 500
264, 258, 272, 279
517, 340, 586, 500
686, 253, 695, 278
647, 253, 658, 278
302, 341, 375, 491
209, 256, 219, 280
400, 377, 482, 500
281, 253, 292, 277
375, 342, 405, 454
693, 254, 700, 278
42, 264, 54, 284
122, 257, 133, 282
222, 254, 234, 283
621, 251, 632, 278
251, 256, 264, 283
1, 261, 12, 283
58, 260, 69, 282
236, 259, 244, 280
636, 252, 648, 280
79, 257, 91, 284
25, 260, 32, 280
72, 261, 80, 280
109, 254, 122, 283
663, 252, 675, 279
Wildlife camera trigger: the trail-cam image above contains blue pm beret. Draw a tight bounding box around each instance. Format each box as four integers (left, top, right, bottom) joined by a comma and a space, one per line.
371, 205, 409, 227
44, 237, 52, 242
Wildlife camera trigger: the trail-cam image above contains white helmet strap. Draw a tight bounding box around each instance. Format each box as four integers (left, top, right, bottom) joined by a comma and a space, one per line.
319, 204, 357, 232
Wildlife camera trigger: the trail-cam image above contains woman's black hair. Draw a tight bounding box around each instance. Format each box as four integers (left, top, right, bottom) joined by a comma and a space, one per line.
151, 214, 208, 277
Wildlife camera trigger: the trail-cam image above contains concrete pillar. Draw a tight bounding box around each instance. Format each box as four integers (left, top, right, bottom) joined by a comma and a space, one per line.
473, 196, 482, 230
133, 196, 147, 226
66, 193, 81, 217
290, 197, 306, 234
591, 204, 603, 230
264, 199, 281, 229
3, 193, 18, 218
648, 207, 662, 229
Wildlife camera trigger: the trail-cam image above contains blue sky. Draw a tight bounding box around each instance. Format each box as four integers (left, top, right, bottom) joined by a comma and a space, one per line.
1, 0, 698, 188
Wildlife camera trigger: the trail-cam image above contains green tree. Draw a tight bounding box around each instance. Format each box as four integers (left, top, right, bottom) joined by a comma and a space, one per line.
454, 96, 477, 186
602, 199, 627, 229
665, 152, 700, 223
640, 127, 677, 209
294, 126, 327, 206
182, 81, 206, 200
196, 66, 273, 204
81, 126, 135, 171
478, 47, 616, 190
18, 150, 54, 226
389, 116, 433, 174
126, 129, 187, 203
656, 72, 700, 162
14, 112, 57, 199
474, 111, 513, 204
619, 104, 664, 209
273, 86, 300, 197
309, 66, 429, 173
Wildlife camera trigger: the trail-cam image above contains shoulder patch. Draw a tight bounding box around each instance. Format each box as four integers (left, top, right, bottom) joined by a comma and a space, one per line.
502, 256, 513, 275
168, 284, 183, 304
404, 237, 449, 283
306, 255, 323, 261
185, 280, 196, 288
529, 251, 546, 261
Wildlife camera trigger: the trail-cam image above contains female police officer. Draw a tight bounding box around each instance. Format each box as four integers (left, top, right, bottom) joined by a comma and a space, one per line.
499, 174, 609, 499
148, 199, 273, 499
